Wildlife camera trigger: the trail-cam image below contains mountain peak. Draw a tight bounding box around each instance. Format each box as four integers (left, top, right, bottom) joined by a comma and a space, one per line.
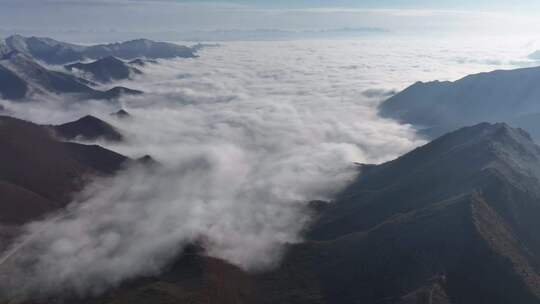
65, 56, 140, 83
111, 109, 131, 119
78, 115, 103, 123
98, 56, 123, 63
318, 122, 540, 238
52, 115, 123, 142
430, 122, 540, 166
445, 122, 527, 143
1, 50, 32, 62
0, 115, 128, 224
5, 35, 28, 51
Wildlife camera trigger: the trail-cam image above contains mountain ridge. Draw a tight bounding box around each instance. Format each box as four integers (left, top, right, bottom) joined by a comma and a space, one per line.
379, 66, 540, 140
65, 56, 142, 83
0, 51, 142, 101
4, 35, 196, 65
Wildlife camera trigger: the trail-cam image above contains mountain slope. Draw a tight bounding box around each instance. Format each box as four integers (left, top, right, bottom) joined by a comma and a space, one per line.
379, 66, 540, 139
0, 115, 129, 224
65, 56, 142, 83
4, 35, 196, 65
0, 64, 28, 100
301, 122, 540, 304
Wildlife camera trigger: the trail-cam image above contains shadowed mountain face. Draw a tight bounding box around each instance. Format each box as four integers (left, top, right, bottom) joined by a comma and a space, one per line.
0, 51, 96, 99
52, 115, 123, 142
0, 116, 128, 225
65, 56, 142, 83
11, 122, 540, 304
0, 51, 142, 101
298, 122, 540, 304
0, 65, 28, 100
4, 35, 196, 65
379, 66, 540, 140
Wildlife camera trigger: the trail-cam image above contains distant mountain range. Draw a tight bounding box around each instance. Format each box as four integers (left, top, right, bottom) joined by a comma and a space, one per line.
0, 35, 205, 102
380, 65, 540, 140
3, 35, 197, 65
0, 51, 142, 101
3, 120, 540, 303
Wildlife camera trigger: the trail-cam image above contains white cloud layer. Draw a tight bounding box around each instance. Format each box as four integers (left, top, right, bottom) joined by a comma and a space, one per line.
0, 37, 534, 299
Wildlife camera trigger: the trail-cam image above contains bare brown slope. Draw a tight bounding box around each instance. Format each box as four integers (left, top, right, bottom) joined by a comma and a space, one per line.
0, 181, 59, 224
0, 115, 129, 224
267, 193, 540, 304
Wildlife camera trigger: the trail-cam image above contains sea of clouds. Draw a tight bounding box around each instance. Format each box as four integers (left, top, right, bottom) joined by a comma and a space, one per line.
0, 36, 536, 299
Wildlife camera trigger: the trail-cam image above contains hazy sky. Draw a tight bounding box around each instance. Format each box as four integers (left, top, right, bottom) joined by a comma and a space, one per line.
156, 0, 540, 10
1, 0, 539, 41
